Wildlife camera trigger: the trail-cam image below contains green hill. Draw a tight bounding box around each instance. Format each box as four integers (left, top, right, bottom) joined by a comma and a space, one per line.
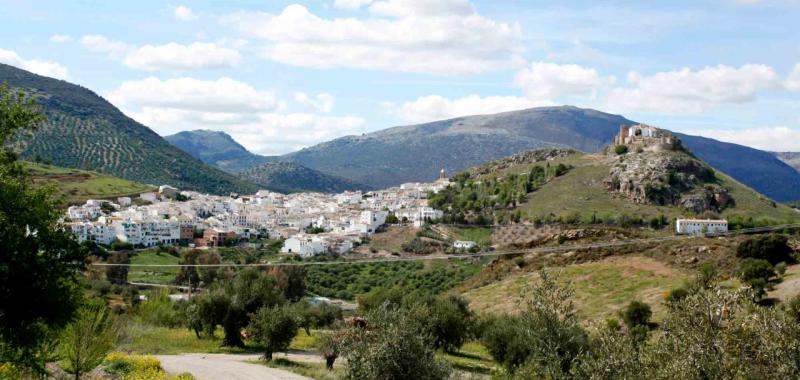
24, 162, 154, 205
0, 63, 258, 195
239, 161, 367, 193
430, 145, 800, 226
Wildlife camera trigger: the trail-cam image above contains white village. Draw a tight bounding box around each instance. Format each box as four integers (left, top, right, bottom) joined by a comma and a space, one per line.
66, 173, 450, 257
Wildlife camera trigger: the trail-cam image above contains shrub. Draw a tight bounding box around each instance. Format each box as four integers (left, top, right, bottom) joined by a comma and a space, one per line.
59, 301, 121, 380
106, 251, 130, 285
737, 234, 793, 265
614, 145, 629, 155
739, 259, 776, 299
137, 288, 180, 327
621, 301, 652, 328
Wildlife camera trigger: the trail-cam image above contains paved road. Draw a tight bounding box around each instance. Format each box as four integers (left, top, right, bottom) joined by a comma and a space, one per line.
156, 353, 312, 380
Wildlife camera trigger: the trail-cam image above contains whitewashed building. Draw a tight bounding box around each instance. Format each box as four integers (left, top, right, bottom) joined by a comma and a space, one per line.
454, 240, 477, 249
676, 219, 728, 235
282, 234, 326, 257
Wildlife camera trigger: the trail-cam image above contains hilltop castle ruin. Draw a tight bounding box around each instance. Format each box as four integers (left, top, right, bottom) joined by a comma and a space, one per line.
613, 124, 676, 153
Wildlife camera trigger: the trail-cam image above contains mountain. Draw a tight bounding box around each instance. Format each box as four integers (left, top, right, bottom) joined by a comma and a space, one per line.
283, 106, 623, 188
280, 106, 800, 202
239, 162, 365, 193
165, 129, 368, 192
0, 63, 258, 195
165, 130, 274, 173
774, 152, 800, 173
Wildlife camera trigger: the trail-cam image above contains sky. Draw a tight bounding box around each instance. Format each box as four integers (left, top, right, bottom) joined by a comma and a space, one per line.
1, 0, 799, 155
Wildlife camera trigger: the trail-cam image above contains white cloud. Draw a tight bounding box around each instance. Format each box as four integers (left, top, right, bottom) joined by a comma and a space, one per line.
173, 5, 195, 21
49, 34, 71, 43
689, 126, 800, 152
0, 48, 69, 79
604, 64, 780, 114
785, 64, 800, 91
80, 35, 240, 71
80, 35, 130, 57
334, 0, 374, 10
514, 62, 613, 100
294, 92, 336, 112
385, 94, 545, 123
124, 42, 241, 70
107, 77, 279, 113
222, 2, 522, 75
108, 77, 364, 154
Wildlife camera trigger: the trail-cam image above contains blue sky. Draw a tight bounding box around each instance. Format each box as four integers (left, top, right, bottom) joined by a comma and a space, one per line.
1, 0, 799, 155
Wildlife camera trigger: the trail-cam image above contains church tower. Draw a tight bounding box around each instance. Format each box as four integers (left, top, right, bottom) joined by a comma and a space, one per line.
439, 168, 447, 181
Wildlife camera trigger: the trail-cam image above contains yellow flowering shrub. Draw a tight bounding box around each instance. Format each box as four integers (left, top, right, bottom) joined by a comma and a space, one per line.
103, 352, 195, 380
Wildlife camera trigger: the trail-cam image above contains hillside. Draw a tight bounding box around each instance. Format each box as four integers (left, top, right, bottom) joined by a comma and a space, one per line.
239, 161, 367, 193
430, 145, 800, 226
279, 106, 800, 202
165, 130, 274, 173
24, 161, 154, 205
775, 152, 800, 173
0, 63, 258, 195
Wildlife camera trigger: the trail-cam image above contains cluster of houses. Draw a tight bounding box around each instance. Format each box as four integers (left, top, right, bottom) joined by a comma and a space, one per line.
66, 177, 448, 257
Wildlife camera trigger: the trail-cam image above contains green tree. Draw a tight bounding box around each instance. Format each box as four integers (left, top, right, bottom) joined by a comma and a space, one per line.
175, 249, 201, 289
317, 330, 343, 370
0, 83, 87, 374
105, 251, 130, 285
425, 295, 474, 352
739, 258, 776, 299
247, 305, 298, 361
339, 304, 451, 380
737, 233, 794, 265
59, 301, 120, 380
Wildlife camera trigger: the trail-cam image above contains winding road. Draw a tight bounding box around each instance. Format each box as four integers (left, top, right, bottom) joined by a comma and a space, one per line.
156, 353, 318, 380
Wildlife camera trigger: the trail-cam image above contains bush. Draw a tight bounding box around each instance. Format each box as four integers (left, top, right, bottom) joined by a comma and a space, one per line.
106, 251, 130, 285
621, 301, 652, 328
739, 258, 776, 299
737, 234, 793, 265
614, 145, 629, 155
59, 300, 121, 380
137, 288, 180, 327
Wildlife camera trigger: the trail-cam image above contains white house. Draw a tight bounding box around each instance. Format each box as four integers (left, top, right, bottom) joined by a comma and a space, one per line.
454, 240, 477, 250
396, 207, 444, 227
676, 219, 728, 235
281, 235, 326, 257
117, 197, 132, 207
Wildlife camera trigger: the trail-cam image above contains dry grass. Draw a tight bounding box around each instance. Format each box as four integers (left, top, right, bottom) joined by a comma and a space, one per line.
463, 256, 690, 323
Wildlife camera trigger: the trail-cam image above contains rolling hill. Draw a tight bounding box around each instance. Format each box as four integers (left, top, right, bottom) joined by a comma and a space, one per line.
279, 106, 800, 202
239, 161, 366, 193
0, 63, 258, 195
24, 161, 155, 205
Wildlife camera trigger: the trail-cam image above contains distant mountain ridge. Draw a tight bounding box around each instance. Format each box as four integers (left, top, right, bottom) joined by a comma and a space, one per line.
165, 130, 275, 173
0, 63, 258, 195
277, 106, 800, 202
165, 129, 369, 193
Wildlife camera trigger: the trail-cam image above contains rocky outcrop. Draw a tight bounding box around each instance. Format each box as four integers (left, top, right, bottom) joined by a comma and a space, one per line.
604, 149, 732, 213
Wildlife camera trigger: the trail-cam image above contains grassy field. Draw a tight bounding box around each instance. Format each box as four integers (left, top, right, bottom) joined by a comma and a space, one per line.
128, 250, 182, 284
24, 161, 154, 205
363, 225, 416, 253
450, 227, 493, 247
463, 256, 690, 324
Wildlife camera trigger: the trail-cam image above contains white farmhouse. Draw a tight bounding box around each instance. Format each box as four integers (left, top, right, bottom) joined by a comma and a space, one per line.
676, 219, 728, 235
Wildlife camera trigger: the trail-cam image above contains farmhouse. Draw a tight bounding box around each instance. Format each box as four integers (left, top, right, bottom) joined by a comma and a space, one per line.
676, 219, 728, 235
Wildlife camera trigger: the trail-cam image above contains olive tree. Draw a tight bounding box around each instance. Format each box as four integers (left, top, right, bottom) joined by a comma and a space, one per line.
247, 305, 298, 361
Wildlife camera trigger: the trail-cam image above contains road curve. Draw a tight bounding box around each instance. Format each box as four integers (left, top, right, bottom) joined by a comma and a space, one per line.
156, 353, 312, 380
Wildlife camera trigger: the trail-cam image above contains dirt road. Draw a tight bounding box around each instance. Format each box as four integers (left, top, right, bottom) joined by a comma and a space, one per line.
156, 353, 313, 380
